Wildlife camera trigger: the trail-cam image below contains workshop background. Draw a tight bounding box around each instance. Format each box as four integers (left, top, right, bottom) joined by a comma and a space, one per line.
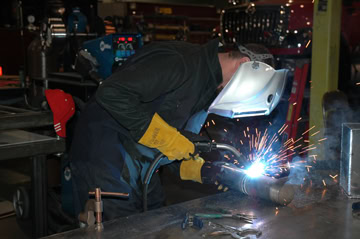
0, 0, 360, 238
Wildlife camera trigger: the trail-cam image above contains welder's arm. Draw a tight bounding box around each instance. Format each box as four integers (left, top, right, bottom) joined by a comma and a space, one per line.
95, 51, 194, 160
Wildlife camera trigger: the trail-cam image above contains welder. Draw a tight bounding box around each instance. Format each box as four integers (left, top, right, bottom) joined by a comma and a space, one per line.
69, 38, 288, 221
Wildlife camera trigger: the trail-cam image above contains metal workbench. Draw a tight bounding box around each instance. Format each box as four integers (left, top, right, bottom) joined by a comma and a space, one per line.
0, 105, 65, 238
43, 174, 360, 239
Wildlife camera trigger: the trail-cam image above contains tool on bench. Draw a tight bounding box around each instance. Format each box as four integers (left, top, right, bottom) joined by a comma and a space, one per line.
194, 213, 255, 224
181, 212, 204, 230
204, 221, 262, 239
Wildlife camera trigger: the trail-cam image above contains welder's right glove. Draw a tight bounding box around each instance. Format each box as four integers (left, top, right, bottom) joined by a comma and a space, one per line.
180, 156, 205, 183
138, 113, 195, 160
180, 158, 226, 185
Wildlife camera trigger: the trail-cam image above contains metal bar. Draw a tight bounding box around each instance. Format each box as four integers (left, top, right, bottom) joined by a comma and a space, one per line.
32, 77, 98, 87
0, 138, 65, 160
0, 111, 53, 130
89, 191, 130, 198
32, 155, 48, 238
0, 105, 33, 113
0, 130, 65, 160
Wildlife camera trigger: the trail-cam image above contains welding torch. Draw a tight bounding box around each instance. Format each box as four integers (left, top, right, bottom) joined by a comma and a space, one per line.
143, 142, 295, 212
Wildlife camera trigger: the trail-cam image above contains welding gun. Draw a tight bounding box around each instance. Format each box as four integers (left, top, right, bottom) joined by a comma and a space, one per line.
143, 141, 295, 212
214, 161, 295, 205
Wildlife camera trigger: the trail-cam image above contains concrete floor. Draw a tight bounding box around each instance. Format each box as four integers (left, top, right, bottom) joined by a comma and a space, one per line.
0, 156, 218, 239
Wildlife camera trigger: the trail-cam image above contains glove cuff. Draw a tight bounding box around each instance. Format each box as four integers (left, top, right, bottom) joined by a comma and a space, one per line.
139, 113, 194, 160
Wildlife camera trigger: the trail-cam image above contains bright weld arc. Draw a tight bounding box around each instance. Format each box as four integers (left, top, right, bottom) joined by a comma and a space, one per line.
245, 161, 266, 178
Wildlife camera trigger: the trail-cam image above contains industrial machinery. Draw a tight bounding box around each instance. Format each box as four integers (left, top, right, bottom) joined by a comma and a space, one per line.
82, 33, 143, 79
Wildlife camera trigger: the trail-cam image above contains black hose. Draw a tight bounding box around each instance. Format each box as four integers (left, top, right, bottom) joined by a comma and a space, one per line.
143, 153, 165, 212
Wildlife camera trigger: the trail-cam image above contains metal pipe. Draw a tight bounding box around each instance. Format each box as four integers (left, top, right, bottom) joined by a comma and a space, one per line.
94, 188, 102, 230
89, 191, 129, 198
218, 163, 295, 205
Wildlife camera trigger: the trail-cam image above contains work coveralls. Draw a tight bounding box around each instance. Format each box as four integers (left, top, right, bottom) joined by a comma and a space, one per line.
69, 38, 223, 220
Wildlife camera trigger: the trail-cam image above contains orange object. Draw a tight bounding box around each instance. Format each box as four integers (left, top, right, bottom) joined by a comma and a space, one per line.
0, 66, 3, 76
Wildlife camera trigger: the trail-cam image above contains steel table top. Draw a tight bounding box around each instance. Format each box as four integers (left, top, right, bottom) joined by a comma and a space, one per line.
43, 171, 360, 239
0, 129, 65, 160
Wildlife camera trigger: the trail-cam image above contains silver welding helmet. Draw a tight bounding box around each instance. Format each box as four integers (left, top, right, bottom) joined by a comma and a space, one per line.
208, 45, 288, 118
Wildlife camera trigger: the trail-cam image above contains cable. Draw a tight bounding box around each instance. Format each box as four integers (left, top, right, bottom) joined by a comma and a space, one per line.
143, 153, 164, 212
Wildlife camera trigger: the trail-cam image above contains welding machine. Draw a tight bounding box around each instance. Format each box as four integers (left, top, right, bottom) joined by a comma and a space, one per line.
82, 33, 143, 79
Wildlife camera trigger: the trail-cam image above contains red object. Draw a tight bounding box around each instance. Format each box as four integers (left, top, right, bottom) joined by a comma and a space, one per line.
0, 66, 2, 76
128, 37, 133, 41
282, 62, 310, 160
45, 89, 75, 138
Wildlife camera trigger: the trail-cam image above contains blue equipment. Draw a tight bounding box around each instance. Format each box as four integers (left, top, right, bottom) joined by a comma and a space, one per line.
82, 33, 143, 79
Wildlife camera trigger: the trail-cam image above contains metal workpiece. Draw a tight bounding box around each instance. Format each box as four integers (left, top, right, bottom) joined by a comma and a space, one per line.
43, 181, 360, 239
341, 123, 360, 198
217, 163, 294, 205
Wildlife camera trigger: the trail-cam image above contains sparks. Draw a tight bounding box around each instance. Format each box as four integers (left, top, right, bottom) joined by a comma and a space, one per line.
233, 124, 323, 179
302, 126, 315, 136
211, 120, 216, 125
310, 130, 320, 137
322, 179, 326, 187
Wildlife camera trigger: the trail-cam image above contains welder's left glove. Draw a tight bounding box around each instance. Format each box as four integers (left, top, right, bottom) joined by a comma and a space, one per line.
138, 113, 194, 160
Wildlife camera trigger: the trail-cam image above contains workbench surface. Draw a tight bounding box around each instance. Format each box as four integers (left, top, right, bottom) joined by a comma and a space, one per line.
44, 176, 360, 239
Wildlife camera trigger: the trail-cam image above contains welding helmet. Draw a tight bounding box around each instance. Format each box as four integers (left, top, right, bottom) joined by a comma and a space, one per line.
208, 45, 288, 118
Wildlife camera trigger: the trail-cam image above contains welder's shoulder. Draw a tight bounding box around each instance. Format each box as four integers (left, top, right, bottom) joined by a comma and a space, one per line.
139, 41, 202, 58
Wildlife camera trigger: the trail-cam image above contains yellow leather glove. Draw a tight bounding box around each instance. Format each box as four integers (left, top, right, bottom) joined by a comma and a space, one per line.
138, 113, 194, 160
180, 156, 205, 183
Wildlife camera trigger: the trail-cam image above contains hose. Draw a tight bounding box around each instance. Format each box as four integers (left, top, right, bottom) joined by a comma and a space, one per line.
143, 153, 164, 212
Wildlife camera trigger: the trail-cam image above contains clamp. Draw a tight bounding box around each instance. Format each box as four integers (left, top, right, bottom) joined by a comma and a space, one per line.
78, 188, 129, 231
